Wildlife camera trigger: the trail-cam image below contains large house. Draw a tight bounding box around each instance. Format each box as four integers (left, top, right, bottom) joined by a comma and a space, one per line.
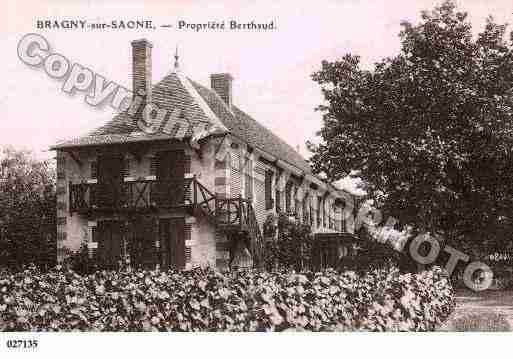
51, 39, 359, 270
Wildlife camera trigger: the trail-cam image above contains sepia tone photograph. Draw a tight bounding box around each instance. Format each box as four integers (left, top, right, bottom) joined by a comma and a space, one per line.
1, 1, 513, 354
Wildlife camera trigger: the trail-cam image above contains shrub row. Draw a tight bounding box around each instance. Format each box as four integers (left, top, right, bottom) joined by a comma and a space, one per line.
0, 266, 454, 331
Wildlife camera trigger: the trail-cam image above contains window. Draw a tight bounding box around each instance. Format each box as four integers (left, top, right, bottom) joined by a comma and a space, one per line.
244, 157, 253, 200
265, 170, 273, 210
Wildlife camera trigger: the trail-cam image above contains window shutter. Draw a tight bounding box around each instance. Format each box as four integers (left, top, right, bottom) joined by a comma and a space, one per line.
90, 161, 98, 179
122, 157, 130, 177
265, 170, 273, 210
285, 182, 292, 213
317, 196, 322, 227
323, 197, 327, 227
294, 187, 300, 215
244, 157, 253, 200
150, 156, 158, 176
302, 194, 308, 222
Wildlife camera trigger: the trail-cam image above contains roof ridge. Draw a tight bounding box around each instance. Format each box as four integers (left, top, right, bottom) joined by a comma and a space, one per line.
174, 72, 228, 132
189, 79, 312, 174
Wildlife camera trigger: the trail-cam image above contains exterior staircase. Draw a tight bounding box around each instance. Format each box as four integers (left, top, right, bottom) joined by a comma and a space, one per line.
191, 177, 265, 268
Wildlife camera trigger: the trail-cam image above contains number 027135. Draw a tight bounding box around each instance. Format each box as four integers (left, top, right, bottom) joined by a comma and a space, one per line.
6, 339, 38, 349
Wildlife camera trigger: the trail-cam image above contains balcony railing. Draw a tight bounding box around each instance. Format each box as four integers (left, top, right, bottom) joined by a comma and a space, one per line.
295, 210, 346, 232
69, 178, 193, 213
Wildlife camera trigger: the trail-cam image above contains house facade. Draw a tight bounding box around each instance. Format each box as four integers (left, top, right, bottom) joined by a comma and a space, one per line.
52, 39, 359, 270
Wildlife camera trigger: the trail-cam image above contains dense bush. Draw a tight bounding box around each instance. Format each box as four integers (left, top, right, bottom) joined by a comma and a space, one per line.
0, 265, 454, 332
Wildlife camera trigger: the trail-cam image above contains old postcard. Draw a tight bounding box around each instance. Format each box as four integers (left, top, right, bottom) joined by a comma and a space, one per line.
1, 0, 513, 357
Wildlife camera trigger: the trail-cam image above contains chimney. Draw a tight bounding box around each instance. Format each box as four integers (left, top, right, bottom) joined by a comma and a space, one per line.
131, 39, 153, 118
210, 73, 233, 108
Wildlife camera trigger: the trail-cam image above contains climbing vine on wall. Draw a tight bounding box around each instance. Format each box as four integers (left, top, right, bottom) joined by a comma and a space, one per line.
263, 213, 313, 271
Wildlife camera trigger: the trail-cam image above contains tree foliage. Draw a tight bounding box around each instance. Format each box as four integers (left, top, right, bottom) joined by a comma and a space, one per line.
309, 1, 513, 253
0, 147, 56, 269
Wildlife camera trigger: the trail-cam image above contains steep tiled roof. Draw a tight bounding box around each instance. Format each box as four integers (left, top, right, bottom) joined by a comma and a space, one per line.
51, 71, 310, 176
189, 80, 312, 174
52, 72, 219, 149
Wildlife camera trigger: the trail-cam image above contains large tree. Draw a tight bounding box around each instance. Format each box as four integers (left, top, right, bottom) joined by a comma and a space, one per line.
308, 1, 513, 254
0, 147, 56, 269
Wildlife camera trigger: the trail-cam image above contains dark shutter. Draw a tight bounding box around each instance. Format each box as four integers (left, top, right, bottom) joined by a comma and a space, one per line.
97, 221, 108, 267
96, 221, 123, 269
159, 219, 172, 269
159, 218, 185, 270
127, 220, 144, 269
294, 187, 300, 215
322, 197, 327, 227
265, 170, 273, 210
150, 156, 158, 176
142, 217, 157, 269
244, 157, 253, 200
121, 157, 130, 177
173, 219, 186, 270
317, 196, 322, 227
285, 182, 293, 213
302, 194, 308, 223
91, 161, 98, 179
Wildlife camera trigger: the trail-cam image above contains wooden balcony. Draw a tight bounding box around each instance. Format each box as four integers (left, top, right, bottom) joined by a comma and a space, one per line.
70, 178, 260, 237
69, 178, 194, 214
